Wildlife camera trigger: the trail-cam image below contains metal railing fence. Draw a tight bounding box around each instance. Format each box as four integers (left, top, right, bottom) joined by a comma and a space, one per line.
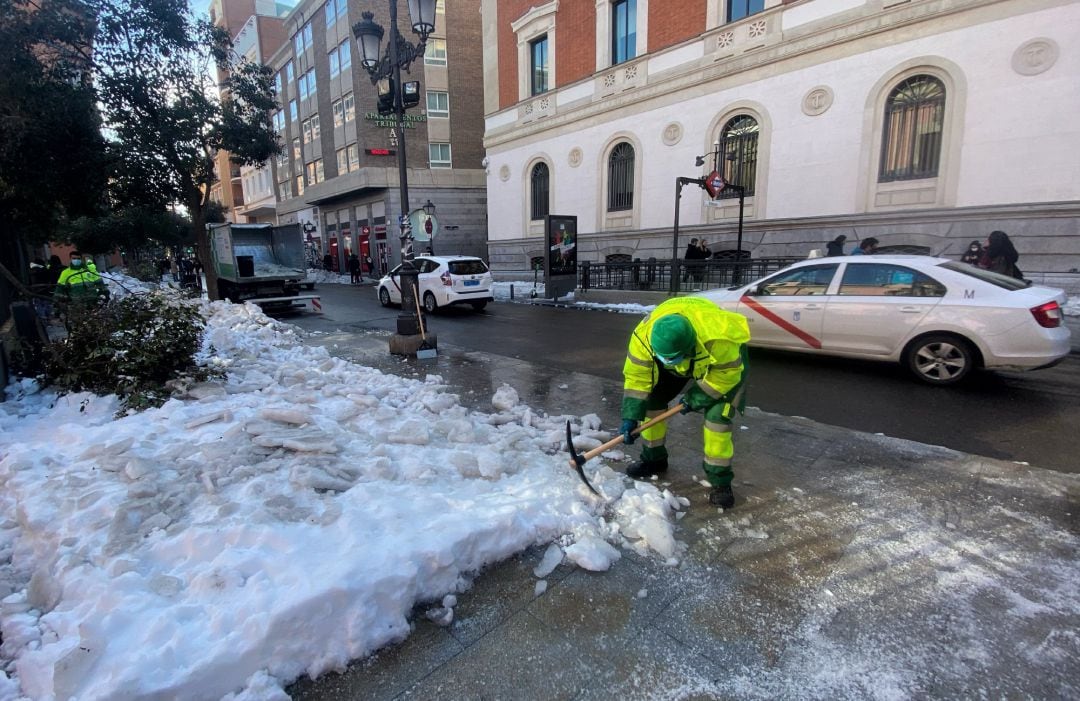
578, 257, 802, 293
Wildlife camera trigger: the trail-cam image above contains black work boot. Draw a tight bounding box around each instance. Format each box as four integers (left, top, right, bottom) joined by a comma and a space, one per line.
709, 485, 735, 508
626, 459, 668, 481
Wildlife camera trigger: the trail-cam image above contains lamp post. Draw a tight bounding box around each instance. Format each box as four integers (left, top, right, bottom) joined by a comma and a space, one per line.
353, 0, 436, 350
724, 151, 746, 285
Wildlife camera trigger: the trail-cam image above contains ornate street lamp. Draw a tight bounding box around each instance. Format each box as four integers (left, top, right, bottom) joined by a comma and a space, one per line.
353, 0, 437, 352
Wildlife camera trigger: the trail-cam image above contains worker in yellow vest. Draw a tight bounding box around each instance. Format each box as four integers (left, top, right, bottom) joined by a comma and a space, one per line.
620, 297, 750, 508
54, 251, 109, 309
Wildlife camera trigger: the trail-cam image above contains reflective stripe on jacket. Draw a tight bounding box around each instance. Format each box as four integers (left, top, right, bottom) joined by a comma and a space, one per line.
55, 266, 105, 303
622, 297, 750, 420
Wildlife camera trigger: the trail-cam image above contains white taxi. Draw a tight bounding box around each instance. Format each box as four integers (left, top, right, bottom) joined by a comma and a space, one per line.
377, 255, 494, 313
697, 256, 1071, 385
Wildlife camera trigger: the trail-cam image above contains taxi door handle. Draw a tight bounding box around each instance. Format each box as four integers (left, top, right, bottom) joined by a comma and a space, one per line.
900, 306, 922, 313
803, 304, 823, 310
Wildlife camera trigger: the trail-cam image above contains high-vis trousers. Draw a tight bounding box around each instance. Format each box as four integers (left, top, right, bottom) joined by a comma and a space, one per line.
638, 366, 737, 488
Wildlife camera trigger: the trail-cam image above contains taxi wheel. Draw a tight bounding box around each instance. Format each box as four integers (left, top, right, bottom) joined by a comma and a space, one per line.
423, 291, 438, 314
905, 334, 974, 386
378, 287, 391, 307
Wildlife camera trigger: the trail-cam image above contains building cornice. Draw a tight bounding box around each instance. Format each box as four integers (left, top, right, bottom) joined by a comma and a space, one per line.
484, 0, 1066, 150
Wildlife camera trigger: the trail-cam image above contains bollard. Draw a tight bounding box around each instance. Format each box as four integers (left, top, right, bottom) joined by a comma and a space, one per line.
510, 284, 515, 300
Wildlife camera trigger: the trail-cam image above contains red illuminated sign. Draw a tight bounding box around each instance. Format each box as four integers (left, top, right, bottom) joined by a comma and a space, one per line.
366, 148, 396, 156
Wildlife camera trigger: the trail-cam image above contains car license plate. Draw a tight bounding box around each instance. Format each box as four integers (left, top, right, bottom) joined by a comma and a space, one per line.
464, 279, 479, 287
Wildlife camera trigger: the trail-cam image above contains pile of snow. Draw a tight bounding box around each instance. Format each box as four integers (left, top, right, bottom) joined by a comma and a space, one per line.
0, 301, 685, 700
576, 301, 656, 315
1062, 296, 1080, 318
304, 269, 353, 285
491, 280, 545, 301
100, 270, 159, 298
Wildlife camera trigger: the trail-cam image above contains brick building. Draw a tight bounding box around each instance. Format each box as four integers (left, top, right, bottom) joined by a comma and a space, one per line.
208, 0, 293, 223
481, 0, 1080, 276
269, 0, 487, 275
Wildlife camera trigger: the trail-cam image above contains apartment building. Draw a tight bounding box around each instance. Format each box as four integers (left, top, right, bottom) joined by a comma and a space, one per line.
208, 0, 293, 223
481, 0, 1079, 273
269, 0, 486, 275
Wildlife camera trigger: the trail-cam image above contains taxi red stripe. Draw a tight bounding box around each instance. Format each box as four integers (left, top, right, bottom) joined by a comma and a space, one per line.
739, 295, 822, 349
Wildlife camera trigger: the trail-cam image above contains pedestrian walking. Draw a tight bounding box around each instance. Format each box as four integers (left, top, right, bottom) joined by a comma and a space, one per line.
980, 230, 1023, 279
693, 240, 711, 282
960, 240, 983, 266
53, 251, 109, 312
619, 297, 751, 508
364, 254, 374, 276
682, 238, 700, 283
347, 253, 362, 284
322, 253, 333, 272
850, 237, 879, 255
826, 235, 847, 257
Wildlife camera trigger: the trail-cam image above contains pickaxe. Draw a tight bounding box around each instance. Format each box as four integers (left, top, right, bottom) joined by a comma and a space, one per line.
565, 403, 686, 496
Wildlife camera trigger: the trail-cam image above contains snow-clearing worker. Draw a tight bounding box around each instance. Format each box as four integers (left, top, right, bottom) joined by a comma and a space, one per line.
620, 297, 750, 508
54, 251, 109, 310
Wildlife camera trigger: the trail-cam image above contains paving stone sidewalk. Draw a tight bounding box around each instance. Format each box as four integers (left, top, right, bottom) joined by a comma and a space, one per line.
288, 329, 1080, 701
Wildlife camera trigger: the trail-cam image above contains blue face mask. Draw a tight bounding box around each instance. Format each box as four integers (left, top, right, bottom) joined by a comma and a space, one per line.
70, 259, 83, 268
656, 352, 685, 367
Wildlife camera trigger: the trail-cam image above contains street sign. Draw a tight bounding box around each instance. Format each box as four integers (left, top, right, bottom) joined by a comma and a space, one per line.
704, 170, 726, 199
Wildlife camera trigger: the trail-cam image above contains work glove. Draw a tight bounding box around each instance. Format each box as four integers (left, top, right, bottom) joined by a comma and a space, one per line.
681, 384, 717, 414
620, 418, 639, 445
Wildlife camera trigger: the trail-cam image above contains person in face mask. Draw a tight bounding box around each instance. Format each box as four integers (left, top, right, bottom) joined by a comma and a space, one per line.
960, 240, 983, 266
54, 250, 109, 310
619, 297, 751, 508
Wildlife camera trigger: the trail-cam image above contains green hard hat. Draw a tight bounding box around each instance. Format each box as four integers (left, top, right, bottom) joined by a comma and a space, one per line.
651, 314, 695, 360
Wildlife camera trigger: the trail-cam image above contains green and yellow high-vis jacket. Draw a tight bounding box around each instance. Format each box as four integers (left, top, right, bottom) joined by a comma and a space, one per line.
621, 297, 751, 421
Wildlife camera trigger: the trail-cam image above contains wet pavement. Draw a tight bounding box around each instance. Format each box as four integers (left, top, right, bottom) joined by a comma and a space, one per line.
285, 326, 1080, 700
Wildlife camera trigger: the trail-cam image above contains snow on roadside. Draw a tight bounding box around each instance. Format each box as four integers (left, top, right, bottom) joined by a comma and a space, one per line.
1063, 295, 1079, 317
305, 269, 353, 285
0, 299, 682, 700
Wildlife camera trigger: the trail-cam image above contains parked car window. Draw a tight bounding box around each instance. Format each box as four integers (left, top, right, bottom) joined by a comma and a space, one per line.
417, 259, 439, 273
448, 260, 489, 275
756, 265, 838, 296
838, 264, 946, 297
938, 261, 1029, 291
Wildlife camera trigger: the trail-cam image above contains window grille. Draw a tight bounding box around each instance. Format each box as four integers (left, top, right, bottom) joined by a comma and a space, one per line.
719, 115, 758, 199
879, 75, 945, 182
530, 162, 549, 221
607, 142, 634, 211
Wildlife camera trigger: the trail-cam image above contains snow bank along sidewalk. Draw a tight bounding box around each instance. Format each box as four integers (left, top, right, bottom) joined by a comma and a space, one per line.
0, 300, 686, 700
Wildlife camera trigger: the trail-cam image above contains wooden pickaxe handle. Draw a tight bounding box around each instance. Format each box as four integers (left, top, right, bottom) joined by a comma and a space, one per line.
570, 403, 686, 466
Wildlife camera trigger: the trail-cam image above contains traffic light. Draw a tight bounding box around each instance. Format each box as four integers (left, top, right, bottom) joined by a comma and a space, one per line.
402, 80, 420, 109
377, 78, 394, 115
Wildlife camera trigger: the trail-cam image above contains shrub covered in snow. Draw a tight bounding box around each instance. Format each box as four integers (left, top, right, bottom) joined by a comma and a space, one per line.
44, 292, 215, 411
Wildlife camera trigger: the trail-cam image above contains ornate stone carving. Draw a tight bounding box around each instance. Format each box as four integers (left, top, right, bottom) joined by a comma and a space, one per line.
717, 31, 733, 49
603, 73, 616, 88
748, 20, 766, 39
662, 122, 683, 146
524, 103, 533, 115
625, 65, 637, 80
539, 97, 550, 110
499, 164, 510, 182
568, 147, 583, 168
1012, 38, 1059, 76
802, 86, 834, 117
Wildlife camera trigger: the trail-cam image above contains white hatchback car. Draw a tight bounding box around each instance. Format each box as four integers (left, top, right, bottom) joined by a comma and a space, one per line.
697, 256, 1071, 385
377, 255, 495, 313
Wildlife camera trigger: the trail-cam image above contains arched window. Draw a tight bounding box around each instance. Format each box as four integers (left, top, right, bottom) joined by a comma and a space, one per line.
530, 162, 549, 221
879, 75, 945, 182
607, 142, 635, 211
719, 115, 758, 199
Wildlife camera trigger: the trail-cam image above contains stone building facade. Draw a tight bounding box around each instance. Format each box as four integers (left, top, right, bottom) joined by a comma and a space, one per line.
481, 0, 1080, 276
270, 0, 487, 275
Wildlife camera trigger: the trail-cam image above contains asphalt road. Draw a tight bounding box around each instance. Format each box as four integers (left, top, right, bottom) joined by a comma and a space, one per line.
287, 284, 1080, 474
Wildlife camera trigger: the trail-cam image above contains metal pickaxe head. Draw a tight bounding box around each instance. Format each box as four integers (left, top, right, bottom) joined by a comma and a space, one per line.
565, 420, 602, 496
